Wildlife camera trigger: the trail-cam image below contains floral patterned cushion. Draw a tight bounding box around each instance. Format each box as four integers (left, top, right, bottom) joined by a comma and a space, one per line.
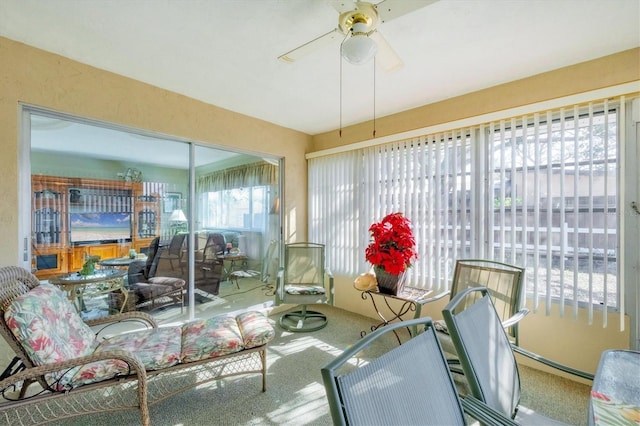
236, 311, 275, 349
285, 285, 326, 295
181, 316, 244, 363
5, 286, 274, 390
96, 326, 182, 371
5, 284, 97, 365
3, 284, 130, 390
49, 359, 131, 391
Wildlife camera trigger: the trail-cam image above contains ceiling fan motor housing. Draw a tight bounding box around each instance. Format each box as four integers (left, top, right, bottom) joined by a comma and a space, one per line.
338, 2, 379, 35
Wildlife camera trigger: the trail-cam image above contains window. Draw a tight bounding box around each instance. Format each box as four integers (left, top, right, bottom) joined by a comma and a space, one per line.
485, 105, 618, 320
200, 186, 268, 231
309, 98, 629, 327
25, 110, 282, 321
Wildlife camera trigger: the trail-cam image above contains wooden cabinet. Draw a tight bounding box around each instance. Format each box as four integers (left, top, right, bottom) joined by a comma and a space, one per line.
70, 244, 130, 270
31, 176, 161, 278
32, 246, 69, 279
132, 182, 161, 254
32, 176, 70, 278
32, 176, 68, 248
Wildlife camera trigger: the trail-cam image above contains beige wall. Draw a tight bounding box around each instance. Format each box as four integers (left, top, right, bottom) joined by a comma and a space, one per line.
0, 36, 312, 266
312, 48, 640, 149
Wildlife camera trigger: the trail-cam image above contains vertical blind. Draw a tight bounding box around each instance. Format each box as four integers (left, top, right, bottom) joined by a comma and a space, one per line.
309, 98, 624, 328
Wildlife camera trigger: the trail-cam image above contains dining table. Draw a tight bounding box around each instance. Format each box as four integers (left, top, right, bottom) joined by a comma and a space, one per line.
589, 349, 640, 425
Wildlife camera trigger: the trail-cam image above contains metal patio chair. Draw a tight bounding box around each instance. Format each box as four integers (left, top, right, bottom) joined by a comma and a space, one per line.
321, 316, 516, 425
442, 287, 593, 424
275, 242, 334, 332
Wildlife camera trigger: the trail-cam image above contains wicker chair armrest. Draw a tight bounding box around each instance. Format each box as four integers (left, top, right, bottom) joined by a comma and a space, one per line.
86, 311, 158, 338
0, 349, 148, 394
85, 311, 158, 329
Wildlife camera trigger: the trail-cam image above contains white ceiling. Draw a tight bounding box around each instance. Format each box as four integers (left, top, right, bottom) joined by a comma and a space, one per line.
1, 0, 639, 136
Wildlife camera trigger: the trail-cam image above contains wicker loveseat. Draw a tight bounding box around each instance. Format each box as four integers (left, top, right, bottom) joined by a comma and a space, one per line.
0, 266, 275, 425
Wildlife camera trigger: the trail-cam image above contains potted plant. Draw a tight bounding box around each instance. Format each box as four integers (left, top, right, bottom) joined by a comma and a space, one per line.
79, 254, 100, 276
365, 212, 417, 295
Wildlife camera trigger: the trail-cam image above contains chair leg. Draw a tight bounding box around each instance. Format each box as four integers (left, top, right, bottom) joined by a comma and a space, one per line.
231, 273, 240, 289
279, 305, 328, 332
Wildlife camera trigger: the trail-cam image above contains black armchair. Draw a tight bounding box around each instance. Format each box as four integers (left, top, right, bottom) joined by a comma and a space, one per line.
193, 233, 225, 296
158, 233, 187, 271
127, 237, 185, 312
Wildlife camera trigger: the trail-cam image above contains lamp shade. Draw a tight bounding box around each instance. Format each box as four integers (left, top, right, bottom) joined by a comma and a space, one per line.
169, 209, 187, 222
341, 23, 377, 65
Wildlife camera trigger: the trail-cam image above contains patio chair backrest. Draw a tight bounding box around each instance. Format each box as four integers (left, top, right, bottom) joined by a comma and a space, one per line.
202, 233, 225, 262
145, 237, 161, 278
443, 287, 521, 418
322, 317, 466, 425
451, 259, 525, 345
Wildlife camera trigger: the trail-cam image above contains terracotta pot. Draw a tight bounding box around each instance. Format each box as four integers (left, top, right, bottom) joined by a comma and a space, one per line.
374, 267, 406, 296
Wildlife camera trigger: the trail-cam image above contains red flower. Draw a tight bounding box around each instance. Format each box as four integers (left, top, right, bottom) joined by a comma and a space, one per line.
365, 212, 417, 275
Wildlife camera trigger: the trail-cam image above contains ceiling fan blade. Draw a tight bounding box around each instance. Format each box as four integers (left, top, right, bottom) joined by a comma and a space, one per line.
370, 31, 403, 73
375, 0, 439, 24
328, 0, 358, 14
278, 28, 343, 63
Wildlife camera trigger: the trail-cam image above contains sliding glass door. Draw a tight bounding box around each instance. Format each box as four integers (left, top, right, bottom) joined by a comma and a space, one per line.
25, 108, 281, 320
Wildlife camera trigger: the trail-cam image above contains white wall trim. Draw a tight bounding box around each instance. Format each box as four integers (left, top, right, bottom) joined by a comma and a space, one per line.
307, 81, 640, 159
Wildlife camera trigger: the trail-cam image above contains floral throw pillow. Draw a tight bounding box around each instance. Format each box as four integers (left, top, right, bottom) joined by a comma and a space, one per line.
236, 311, 275, 349
5, 284, 97, 365
3, 285, 132, 390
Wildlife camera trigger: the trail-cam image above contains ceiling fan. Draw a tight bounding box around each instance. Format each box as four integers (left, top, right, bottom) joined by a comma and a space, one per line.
278, 0, 439, 74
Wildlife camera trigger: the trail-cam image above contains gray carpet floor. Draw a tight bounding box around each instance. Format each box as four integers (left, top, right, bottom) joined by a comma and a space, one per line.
0, 278, 589, 425
52, 300, 590, 426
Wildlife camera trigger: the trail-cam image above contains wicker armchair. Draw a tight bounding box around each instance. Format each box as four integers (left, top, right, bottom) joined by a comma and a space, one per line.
0, 266, 275, 425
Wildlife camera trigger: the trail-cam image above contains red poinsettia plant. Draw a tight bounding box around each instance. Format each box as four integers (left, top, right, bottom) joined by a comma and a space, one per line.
365, 212, 417, 275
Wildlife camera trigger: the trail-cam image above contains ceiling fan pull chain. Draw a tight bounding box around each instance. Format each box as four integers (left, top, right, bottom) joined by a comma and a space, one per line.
339, 47, 342, 138
373, 56, 376, 138
339, 32, 349, 138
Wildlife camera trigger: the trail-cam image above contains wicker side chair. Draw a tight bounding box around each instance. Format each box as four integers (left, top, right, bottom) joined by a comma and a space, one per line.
0, 266, 275, 426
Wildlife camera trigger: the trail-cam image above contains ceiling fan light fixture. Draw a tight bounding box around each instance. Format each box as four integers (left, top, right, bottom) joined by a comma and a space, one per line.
341, 22, 377, 65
